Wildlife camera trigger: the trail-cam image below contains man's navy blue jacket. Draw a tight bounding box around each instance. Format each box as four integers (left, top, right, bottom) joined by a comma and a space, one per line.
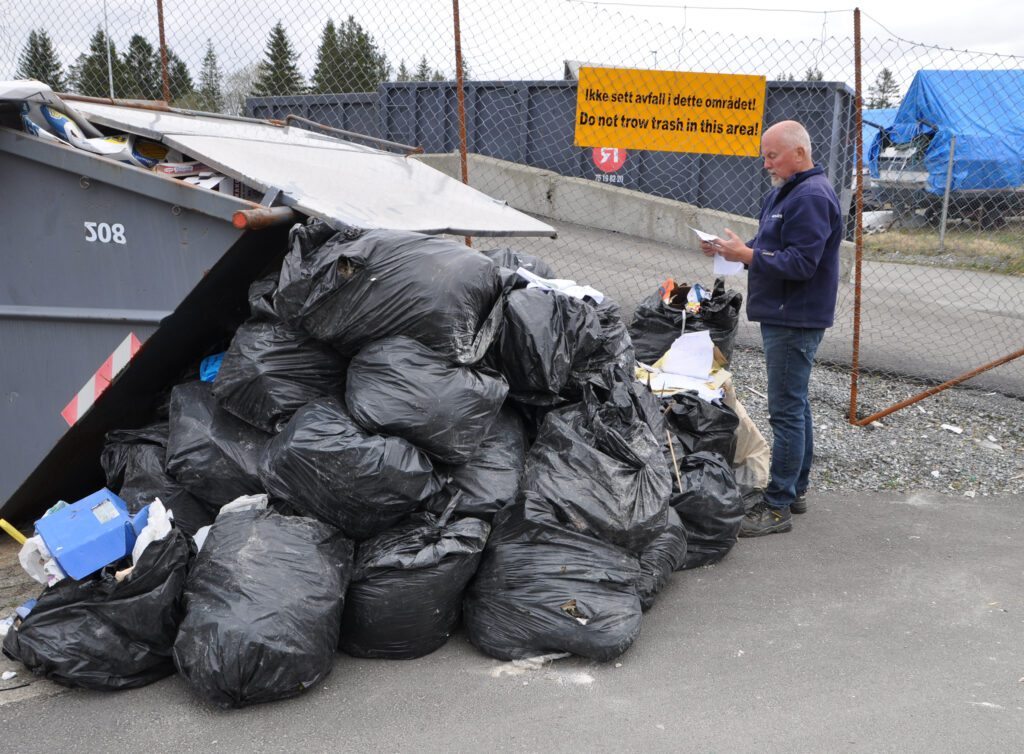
746, 165, 842, 329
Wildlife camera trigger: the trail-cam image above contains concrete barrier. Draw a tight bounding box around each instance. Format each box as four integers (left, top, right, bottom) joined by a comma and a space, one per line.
415, 152, 855, 282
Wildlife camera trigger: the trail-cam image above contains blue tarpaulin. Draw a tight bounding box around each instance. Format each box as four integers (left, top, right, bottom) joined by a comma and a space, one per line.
871, 70, 1024, 194
861, 107, 897, 167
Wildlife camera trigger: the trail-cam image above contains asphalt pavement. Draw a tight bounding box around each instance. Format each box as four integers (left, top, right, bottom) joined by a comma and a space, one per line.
2, 489, 1021, 753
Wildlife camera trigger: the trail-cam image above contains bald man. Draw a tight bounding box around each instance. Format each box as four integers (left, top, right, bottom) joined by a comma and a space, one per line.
701, 120, 842, 537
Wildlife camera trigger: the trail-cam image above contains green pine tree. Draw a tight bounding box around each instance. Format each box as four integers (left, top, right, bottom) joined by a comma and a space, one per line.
805, 68, 824, 81
70, 27, 120, 97
197, 41, 224, 111
251, 21, 304, 96
413, 55, 432, 82
335, 16, 390, 93
121, 34, 161, 100
867, 68, 900, 109
311, 19, 344, 93
15, 29, 67, 91
166, 48, 195, 101
396, 60, 411, 82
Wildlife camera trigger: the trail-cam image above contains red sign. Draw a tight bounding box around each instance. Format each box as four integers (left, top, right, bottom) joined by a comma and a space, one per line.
592, 147, 627, 173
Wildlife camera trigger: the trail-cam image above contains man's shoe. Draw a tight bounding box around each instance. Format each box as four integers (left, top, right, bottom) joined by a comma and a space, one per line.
739, 501, 792, 537
790, 492, 808, 515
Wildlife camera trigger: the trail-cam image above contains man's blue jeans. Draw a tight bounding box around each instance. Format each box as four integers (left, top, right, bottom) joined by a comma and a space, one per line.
760, 324, 825, 510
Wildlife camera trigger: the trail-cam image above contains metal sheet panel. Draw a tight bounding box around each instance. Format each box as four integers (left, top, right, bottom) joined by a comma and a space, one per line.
72, 102, 556, 237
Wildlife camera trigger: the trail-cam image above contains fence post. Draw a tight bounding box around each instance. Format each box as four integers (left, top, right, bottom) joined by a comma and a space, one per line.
938, 135, 957, 252
156, 0, 172, 103
849, 7, 864, 424
452, 0, 471, 247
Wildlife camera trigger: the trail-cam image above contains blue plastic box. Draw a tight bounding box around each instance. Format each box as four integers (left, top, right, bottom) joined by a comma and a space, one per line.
35, 488, 138, 580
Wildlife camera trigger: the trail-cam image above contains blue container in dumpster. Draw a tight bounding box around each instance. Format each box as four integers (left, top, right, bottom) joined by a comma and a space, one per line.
34, 488, 136, 580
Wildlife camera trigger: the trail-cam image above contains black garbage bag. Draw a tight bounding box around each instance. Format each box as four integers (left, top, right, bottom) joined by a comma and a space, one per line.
636, 507, 687, 611
663, 391, 739, 461
521, 378, 671, 553
346, 336, 509, 464
3, 529, 193, 691
173, 508, 352, 708
568, 298, 636, 393
212, 317, 347, 434
480, 246, 557, 278
339, 505, 490, 659
273, 220, 347, 323
247, 271, 281, 321
494, 288, 603, 404
101, 423, 214, 536
292, 230, 506, 364
628, 278, 742, 363
669, 451, 744, 570
259, 397, 441, 540
463, 498, 642, 662
165, 381, 271, 510
430, 404, 528, 520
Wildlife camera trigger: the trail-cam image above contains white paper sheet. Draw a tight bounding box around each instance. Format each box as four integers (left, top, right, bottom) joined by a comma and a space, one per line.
662, 331, 714, 380
690, 226, 745, 276
714, 254, 746, 276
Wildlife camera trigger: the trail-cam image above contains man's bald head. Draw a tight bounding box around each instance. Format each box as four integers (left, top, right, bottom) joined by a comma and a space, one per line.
761, 120, 814, 186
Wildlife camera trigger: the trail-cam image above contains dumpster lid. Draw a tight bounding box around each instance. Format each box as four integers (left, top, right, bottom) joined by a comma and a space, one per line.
70, 101, 556, 238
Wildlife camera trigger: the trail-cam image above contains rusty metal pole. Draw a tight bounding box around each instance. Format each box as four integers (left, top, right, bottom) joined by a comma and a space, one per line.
849, 8, 865, 424
852, 346, 1024, 426
156, 0, 172, 103
453, 0, 472, 247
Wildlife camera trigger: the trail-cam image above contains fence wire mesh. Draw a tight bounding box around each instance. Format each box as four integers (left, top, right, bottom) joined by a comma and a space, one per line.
3, 1, 1022, 403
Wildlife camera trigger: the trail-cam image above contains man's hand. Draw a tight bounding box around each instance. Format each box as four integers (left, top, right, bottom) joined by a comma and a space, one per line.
699, 239, 720, 258
715, 228, 754, 265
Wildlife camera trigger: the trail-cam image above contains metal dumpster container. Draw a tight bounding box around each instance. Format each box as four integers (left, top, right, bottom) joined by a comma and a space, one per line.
0, 85, 555, 524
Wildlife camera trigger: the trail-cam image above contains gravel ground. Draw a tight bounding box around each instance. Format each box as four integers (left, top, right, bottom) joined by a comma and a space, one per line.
728, 345, 1024, 497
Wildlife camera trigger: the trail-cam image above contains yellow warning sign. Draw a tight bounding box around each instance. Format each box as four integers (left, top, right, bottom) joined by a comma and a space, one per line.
574, 67, 767, 157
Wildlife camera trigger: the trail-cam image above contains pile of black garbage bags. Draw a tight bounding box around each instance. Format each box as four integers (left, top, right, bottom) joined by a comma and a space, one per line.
3, 225, 746, 707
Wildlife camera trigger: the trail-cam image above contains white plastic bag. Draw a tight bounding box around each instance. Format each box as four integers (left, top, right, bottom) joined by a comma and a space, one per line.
18, 535, 66, 587
131, 499, 174, 565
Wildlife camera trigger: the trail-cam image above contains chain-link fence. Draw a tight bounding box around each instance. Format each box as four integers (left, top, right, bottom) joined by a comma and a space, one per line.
4, 1, 1023, 410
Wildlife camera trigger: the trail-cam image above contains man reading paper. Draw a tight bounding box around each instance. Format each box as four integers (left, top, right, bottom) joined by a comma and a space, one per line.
700, 120, 842, 537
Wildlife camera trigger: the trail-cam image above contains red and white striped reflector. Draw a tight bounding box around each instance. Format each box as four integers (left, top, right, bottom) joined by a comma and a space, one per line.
61, 332, 142, 426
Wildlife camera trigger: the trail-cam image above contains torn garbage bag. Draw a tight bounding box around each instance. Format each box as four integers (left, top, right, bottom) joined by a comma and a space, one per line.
463, 498, 642, 662
212, 316, 347, 434
259, 397, 441, 540
636, 507, 687, 611
339, 506, 490, 659
520, 379, 671, 553
165, 382, 271, 511
629, 278, 742, 363
345, 336, 508, 464
430, 404, 528, 520
173, 508, 352, 708
2, 527, 193, 691
100, 423, 215, 536
669, 451, 744, 570
292, 229, 506, 364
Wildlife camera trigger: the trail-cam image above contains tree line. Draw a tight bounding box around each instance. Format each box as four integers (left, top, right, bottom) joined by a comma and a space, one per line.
15, 18, 463, 113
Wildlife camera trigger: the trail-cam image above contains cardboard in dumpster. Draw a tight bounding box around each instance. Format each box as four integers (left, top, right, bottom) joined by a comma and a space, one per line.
34, 488, 136, 580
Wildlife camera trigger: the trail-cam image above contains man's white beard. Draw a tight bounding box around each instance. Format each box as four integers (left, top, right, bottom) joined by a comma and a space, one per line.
770, 175, 784, 187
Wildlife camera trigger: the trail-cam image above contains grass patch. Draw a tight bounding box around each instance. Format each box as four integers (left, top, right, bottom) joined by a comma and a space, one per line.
862, 221, 1024, 275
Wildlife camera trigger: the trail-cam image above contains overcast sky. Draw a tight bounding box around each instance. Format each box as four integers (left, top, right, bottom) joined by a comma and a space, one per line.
2, 0, 1020, 89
